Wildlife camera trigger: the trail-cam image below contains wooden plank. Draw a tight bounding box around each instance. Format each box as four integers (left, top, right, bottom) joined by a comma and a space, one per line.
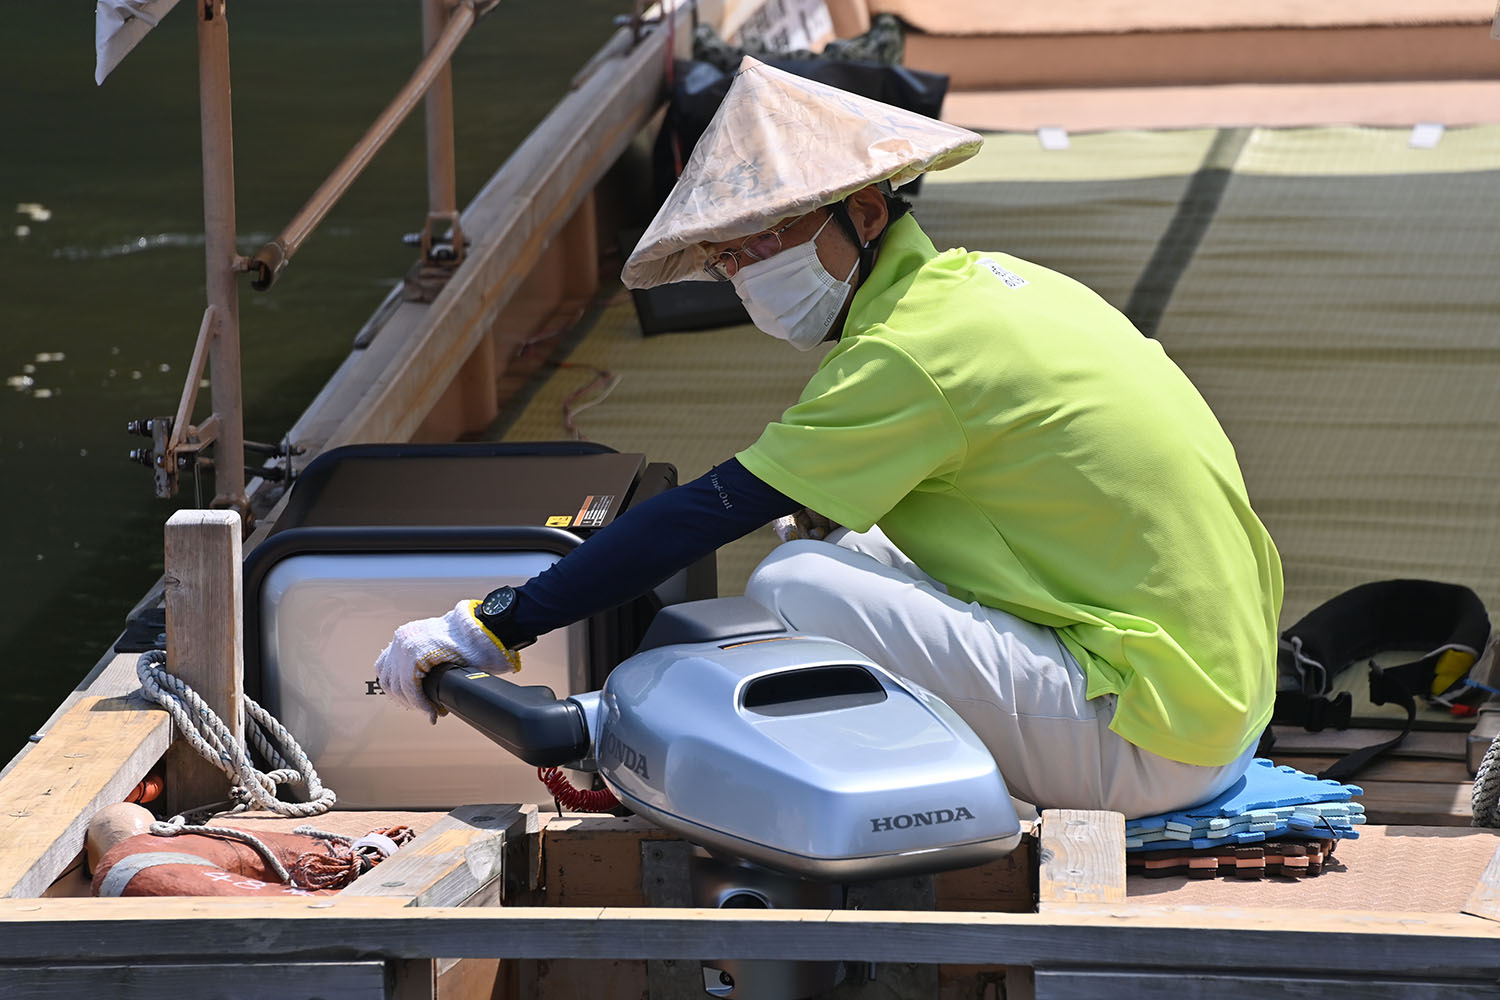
1468, 707, 1500, 778
1355, 779, 1474, 826
1033, 969, 1500, 999
933, 834, 1037, 913
533, 958, 648, 1000
343, 804, 536, 908
1037, 810, 1125, 908
1271, 755, 1472, 784
2, 652, 159, 782
162, 509, 243, 815
318, 4, 694, 453
1268, 726, 1467, 761
0, 961, 386, 999
0, 695, 169, 899
0, 898, 1498, 977
1462, 843, 1500, 923
541, 814, 676, 908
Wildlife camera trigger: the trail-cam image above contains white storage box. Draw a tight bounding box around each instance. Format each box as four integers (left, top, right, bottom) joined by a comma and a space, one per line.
242, 442, 714, 809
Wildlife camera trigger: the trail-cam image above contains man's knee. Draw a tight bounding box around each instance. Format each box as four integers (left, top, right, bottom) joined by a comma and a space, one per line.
746, 539, 834, 614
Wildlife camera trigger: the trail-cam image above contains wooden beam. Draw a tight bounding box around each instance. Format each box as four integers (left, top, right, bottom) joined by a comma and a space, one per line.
1468, 707, 1500, 778
342, 804, 536, 908
1353, 779, 1474, 826
540, 814, 677, 907
1032, 969, 1499, 999
0, 695, 168, 899
1462, 842, 1500, 923
1, 652, 155, 782
1037, 810, 1124, 908
932, 837, 1037, 912
0, 961, 386, 999
0, 899, 1498, 978
1269, 755, 1471, 785
1267, 726, 1466, 761
162, 509, 244, 815
314, 8, 693, 454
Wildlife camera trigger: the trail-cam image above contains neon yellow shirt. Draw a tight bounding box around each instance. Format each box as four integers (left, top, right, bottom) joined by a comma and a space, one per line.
738, 216, 1282, 766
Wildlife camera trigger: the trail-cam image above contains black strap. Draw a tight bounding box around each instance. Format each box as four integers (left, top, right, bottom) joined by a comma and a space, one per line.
1316, 670, 1418, 783
1274, 579, 1490, 781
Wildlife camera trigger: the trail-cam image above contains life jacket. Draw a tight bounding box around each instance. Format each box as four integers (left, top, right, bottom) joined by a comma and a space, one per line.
91, 830, 340, 898
1270, 579, 1491, 781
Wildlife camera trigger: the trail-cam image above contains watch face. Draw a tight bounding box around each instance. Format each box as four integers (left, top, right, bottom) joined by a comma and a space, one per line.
480, 587, 515, 618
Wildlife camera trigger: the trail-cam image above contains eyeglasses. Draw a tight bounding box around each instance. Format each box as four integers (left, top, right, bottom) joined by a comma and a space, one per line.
702, 211, 817, 282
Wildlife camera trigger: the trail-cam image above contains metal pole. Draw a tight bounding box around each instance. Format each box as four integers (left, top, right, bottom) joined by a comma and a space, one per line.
423, 0, 458, 226
249, 0, 480, 289
197, 0, 247, 517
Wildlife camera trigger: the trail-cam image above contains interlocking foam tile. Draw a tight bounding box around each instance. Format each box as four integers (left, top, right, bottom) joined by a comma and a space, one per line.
1127, 838, 1336, 880
1131, 811, 1362, 851
1126, 760, 1363, 853
1126, 759, 1360, 833
1133, 828, 1362, 853
1179, 759, 1362, 817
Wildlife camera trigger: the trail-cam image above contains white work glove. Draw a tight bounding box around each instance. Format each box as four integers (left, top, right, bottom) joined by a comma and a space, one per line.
374, 600, 520, 721
773, 508, 841, 543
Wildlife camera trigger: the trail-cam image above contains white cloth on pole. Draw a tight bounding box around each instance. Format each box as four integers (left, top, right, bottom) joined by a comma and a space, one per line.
95, 0, 182, 85
745, 527, 1254, 818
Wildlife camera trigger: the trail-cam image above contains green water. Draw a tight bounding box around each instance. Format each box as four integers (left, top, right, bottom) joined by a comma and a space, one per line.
0, 0, 625, 762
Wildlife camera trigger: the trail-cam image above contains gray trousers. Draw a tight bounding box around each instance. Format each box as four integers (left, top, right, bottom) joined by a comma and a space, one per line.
745, 527, 1253, 818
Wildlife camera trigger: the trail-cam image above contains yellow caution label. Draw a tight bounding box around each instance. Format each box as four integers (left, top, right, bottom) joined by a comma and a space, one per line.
546, 515, 574, 527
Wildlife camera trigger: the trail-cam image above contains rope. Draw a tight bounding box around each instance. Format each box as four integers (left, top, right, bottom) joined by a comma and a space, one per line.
1473, 728, 1500, 827
135, 649, 337, 820
147, 817, 294, 884
288, 825, 417, 890
144, 819, 415, 891
557, 361, 621, 440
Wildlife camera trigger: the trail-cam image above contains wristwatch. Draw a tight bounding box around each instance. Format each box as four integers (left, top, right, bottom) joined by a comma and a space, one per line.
474, 586, 535, 650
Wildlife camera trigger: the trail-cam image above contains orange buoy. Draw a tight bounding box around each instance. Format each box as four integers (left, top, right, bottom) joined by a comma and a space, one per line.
92, 829, 341, 898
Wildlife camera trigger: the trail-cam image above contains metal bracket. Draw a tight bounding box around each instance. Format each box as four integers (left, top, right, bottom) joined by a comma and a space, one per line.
402, 211, 468, 302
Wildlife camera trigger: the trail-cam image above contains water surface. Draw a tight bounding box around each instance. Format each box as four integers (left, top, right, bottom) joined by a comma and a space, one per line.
0, 0, 624, 761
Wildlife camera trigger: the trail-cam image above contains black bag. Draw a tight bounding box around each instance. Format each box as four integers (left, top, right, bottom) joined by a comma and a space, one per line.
1270, 579, 1490, 781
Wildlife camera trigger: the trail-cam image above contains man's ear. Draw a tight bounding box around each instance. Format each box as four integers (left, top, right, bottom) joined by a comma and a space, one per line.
846, 186, 889, 244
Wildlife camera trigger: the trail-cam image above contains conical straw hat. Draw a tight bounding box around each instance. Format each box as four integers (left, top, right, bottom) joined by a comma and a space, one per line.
622, 56, 983, 288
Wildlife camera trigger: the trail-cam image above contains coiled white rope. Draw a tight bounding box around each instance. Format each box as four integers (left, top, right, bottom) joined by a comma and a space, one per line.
135, 649, 337, 819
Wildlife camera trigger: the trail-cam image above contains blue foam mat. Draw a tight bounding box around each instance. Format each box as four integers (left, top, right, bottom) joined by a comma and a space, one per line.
1124, 759, 1363, 853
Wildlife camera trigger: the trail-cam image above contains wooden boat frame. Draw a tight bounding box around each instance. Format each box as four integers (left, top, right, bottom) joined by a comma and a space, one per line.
5, 1, 1500, 997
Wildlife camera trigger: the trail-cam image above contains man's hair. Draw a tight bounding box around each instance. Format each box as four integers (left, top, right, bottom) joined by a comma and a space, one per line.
829, 185, 914, 285
884, 190, 914, 225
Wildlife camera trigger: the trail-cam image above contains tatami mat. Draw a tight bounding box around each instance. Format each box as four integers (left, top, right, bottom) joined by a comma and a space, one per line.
495, 291, 824, 595
1155, 126, 1500, 623
492, 125, 1500, 627
916, 130, 1214, 309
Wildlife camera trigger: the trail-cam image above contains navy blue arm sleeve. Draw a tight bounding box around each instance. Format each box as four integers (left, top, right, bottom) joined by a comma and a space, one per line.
495, 457, 801, 645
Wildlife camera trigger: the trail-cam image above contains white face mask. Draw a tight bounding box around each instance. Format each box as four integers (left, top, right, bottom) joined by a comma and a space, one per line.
729, 214, 860, 351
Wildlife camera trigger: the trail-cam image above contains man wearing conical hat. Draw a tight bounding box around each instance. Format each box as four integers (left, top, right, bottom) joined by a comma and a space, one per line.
376, 60, 1282, 819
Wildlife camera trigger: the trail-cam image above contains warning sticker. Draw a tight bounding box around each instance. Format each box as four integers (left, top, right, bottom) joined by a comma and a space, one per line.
978, 257, 1029, 289
546, 515, 574, 527
574, 494, 615, 528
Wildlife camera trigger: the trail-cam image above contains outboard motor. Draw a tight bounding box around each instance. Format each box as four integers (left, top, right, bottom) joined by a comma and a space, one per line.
424, 597, 1022, 999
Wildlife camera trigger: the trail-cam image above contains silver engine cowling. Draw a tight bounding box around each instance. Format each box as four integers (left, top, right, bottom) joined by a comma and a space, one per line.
582, 598, 1022, 882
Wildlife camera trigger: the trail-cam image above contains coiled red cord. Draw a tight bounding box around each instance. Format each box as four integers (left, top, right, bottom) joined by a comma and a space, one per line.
537, 766, 620, 812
